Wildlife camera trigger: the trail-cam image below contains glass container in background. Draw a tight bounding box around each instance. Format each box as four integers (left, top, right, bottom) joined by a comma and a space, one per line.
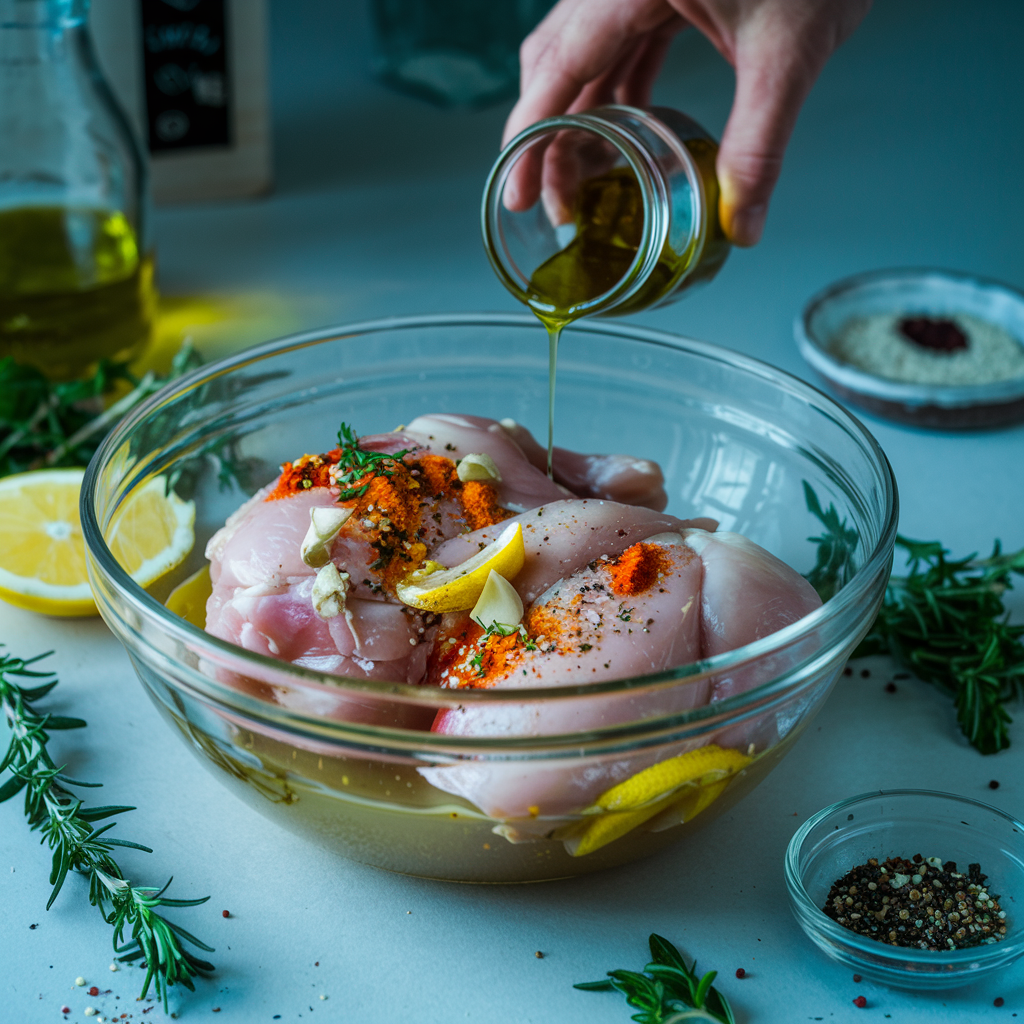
482, 105, 731, 325
369, 0, 555, 109
0, 0, 154, 380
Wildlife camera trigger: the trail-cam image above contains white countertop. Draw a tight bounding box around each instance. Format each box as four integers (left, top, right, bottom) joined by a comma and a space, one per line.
4, 1, 1024, 1021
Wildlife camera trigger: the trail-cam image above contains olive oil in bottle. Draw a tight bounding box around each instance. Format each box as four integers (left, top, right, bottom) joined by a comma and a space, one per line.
483, 107, 731, 474
0, 206, 156, 379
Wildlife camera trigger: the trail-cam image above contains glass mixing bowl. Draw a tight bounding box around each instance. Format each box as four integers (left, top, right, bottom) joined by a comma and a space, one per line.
82, 313, 897, 883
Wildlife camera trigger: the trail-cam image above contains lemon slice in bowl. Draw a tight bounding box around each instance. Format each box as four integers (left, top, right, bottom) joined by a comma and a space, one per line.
0, 469, 194, 617
396, 521, 525, 612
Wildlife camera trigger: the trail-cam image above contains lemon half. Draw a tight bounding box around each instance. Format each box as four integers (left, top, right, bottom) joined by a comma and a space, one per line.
396, 521, 525, 612
0, 469, 194, 617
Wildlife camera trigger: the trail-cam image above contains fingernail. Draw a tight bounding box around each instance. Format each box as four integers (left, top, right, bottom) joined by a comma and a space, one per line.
726, 203, 767, 247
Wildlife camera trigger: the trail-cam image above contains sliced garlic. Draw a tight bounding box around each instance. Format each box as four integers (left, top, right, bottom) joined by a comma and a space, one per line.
301, 506, 354, 567
457, 452, 502, 483
470, 569, 524, 629
312, 563, 350, 619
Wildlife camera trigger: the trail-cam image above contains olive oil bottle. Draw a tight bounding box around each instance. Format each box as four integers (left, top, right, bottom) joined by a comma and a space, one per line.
0, 0, 151, 380
0, 207, 155, 378
483, 106, 730, 473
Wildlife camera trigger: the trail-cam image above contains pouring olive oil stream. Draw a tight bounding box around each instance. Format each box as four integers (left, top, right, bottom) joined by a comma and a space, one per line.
482, 105, 731, 474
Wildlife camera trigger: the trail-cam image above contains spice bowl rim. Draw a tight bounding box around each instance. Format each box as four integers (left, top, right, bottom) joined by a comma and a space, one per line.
82, 312, 898, 755
794, 266, 1024, 412
785, 788, 1024, 983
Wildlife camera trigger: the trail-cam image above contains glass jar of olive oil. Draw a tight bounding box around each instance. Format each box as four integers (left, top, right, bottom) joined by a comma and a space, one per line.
481, 105, 730, 328
0, 0, 154, 380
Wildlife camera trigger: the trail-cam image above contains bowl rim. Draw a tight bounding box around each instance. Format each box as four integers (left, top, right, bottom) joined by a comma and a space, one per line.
785, 787, 1024, 967
81, 312, 898, 735
795, 266, 1024, 408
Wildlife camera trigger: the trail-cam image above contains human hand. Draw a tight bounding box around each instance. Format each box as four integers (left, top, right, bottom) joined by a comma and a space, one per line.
503, 0, 872, 245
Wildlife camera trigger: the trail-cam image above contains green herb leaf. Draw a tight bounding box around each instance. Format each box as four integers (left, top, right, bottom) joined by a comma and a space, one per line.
801, 483, 1024, 754
856, 535, 1024, 754
801, 480, 859, 602
575, 935, 733, 1024
0, 646, 214, 1010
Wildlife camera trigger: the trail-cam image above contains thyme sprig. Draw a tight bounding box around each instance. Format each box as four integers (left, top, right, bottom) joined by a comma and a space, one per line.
857, 537, 1024, 754
0, 344, 200, 478
0, 647, 214, 1010
574, 933, 735, 1024
334, 421, 412, 500
801, 483, 1024, 754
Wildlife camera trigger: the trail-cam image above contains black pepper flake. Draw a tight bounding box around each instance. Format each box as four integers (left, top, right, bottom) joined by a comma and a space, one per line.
822, 855, 1007, 951
860, 668, 871, 678
989, 780, 1001, 790
885, 682, 897, 693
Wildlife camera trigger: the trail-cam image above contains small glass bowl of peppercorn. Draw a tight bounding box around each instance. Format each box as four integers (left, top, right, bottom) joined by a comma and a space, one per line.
785, 789, 1024, 989
795, 267, 1024, 429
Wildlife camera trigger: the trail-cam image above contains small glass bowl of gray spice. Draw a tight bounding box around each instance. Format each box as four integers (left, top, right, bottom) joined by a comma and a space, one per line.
785, 790, 1024, 989
795, 268, 1024, 428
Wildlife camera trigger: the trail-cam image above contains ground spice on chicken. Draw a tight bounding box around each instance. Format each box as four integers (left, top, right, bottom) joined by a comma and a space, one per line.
606, 542, 670, 596
428, 620, 531, 689
265, 449, 342, 500
823, 854, 1008, 951
461, 479, 514, 531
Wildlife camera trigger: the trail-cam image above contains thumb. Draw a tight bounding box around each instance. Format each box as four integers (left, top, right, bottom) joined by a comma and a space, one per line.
716, 35, 821, 246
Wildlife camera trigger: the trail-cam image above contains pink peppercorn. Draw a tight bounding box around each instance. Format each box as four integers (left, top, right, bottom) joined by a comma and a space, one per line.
222, 910, 230, 918
61, 1008, 71, 1015
853, 995, 867, 1008
88, 987, 99, 996
734, 968, 745, 979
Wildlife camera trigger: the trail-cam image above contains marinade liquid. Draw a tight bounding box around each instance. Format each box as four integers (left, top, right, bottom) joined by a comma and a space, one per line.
0, 206, 156, 379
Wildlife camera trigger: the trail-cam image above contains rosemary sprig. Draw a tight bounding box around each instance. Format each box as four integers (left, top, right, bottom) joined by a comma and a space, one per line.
334, 421, 412, 500
801, 483, 1024, 754
574, 933, 735, 1024
0, 344, 200, 478
0, 647, 214, 1010
857, 537, 1024, 754
802, 481, 859, 602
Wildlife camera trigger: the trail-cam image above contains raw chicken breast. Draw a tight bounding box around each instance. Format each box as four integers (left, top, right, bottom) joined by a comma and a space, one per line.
201, 414, 822, 822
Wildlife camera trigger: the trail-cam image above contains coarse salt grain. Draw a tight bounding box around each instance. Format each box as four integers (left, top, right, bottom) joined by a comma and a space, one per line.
830, 313, 1024, 385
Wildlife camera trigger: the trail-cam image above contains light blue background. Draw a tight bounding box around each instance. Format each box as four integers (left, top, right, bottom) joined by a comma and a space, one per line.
3, 1, 1024, 1021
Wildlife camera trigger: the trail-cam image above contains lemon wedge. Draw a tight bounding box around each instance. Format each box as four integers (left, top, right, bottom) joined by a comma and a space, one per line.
565, 744, 751, 857
166, 564, 213, 628
396, 521, 525, 612
0, 469, 194, 617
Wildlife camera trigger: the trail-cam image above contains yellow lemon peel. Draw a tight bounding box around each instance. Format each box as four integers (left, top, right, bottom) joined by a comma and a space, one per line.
166, 564, 213, 628
0, 469, 194, 617
566, 744, 751, 857
395, 522, 525, 612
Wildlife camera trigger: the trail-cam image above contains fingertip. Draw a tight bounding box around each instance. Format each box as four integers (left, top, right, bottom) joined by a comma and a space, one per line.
720, 199, 766, 247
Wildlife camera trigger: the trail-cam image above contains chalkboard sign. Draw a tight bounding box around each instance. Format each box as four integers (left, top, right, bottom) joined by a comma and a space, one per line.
139, 0, 232, 152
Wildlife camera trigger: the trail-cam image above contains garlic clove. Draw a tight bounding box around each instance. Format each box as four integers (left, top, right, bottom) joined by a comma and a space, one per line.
456, 452, 502, 483
301, 506, 354, 567
312, 562, 350, 619
470, 569, 524, 629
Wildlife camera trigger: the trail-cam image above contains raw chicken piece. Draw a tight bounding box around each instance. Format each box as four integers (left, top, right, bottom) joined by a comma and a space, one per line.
200, 414, 822, 825
497, 417, 668, 511
432, 499, 717, 604
421, 528, 822, 819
